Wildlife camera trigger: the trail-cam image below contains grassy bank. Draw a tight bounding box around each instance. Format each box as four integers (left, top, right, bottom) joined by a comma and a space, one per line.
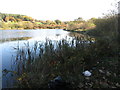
8, 33, 119, 88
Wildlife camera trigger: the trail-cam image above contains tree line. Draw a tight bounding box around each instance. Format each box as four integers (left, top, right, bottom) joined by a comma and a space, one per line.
0, 13, 67, 29
0, 12, 98, 30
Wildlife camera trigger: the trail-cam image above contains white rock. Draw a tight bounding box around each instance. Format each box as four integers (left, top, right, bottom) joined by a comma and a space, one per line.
83, 70, 92, 76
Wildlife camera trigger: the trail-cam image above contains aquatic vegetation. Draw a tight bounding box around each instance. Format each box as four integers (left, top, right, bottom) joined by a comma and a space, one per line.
10, 34, 119, 88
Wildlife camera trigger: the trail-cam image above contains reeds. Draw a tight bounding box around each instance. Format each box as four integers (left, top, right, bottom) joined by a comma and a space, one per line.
12, 34, 119, 88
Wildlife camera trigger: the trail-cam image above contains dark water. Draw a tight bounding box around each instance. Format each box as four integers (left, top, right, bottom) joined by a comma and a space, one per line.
1, 29, 74, 88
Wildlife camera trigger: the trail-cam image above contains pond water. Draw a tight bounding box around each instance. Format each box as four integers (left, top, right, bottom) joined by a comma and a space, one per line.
0, 29, 77, 88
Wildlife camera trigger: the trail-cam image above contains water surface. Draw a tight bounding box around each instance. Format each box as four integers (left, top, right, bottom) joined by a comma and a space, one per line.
1, 29, 73, 88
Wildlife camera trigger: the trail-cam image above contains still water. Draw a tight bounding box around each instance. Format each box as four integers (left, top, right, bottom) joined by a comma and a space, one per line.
0, 29, 75, 88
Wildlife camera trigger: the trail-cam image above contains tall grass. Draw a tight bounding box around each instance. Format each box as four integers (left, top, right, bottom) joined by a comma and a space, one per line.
12, 33, 119, 88
5, 13, 119, 88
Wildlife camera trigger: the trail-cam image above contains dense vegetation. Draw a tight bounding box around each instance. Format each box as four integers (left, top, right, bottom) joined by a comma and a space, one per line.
0, 13, 96, 30
2, 13, 119, 88
65, 17, 96, 31
0, 13, 66, 29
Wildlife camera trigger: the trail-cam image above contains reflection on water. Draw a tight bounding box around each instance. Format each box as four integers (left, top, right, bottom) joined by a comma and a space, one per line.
1, 29, 71, 88
69, 32, 90, 39
1, 29, 90, 88
69, 32, 95, 42
0, 37, 32, 43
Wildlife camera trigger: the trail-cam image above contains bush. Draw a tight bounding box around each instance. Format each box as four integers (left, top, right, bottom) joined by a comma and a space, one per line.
11, 34, 119, 88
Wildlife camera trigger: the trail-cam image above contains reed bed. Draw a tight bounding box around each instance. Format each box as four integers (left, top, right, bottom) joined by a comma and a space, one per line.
10, 35, 119, 88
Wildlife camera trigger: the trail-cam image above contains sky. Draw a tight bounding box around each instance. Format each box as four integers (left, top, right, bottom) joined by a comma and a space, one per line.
0, 0, 119, 21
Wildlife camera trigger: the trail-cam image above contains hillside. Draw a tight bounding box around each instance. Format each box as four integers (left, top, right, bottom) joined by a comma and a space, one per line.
0, 13, 66, 30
